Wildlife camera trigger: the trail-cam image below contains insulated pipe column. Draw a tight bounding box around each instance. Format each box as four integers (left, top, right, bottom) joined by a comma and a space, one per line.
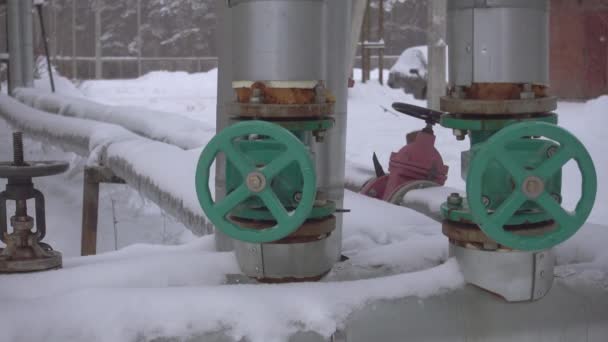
7, 0, 23, 93
20, 0, 34, 88
316, 0, 351, 261
205, 0, 348, 282
214, 0, 234, 252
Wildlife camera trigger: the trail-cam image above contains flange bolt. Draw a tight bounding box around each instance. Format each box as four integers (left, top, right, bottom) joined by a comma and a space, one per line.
447, 193, 463, 208
482, 196, 491, 208
453, 129, 466, 141
546, 146, 558, 158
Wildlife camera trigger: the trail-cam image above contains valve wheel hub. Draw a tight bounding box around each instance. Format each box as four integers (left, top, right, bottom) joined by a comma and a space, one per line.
522, 176, 545, 199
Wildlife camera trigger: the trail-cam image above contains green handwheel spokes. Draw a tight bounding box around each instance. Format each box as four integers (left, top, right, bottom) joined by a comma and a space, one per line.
195, 120, 317, 243
467, 122, 597, 251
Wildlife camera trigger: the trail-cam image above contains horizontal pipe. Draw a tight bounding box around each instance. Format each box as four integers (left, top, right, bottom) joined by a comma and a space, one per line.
13, 88, 213, 150
0, 94, 212, 236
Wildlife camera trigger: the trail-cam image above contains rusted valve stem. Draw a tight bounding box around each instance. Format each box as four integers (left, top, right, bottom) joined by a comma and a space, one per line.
13, 132, 24, 166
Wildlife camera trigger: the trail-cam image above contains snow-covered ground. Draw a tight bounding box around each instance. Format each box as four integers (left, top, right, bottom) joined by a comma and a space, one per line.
0, 70, 607, 341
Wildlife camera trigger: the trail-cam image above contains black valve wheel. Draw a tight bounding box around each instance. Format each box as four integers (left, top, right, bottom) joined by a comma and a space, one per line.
392, 102, 443, 126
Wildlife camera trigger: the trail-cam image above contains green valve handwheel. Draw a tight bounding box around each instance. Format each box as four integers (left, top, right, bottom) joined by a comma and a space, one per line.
195, 120, 317, 243
467, 122, 597, 251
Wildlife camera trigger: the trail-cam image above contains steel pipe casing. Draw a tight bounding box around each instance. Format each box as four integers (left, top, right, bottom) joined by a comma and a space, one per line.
447, 0, 549, 86
7, 0, 23, 93
20, 0, 34, 88
230, 0, 326, 83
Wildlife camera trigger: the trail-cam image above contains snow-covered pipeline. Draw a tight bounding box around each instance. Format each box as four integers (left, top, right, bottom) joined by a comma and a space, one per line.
0, 94, 212, 236
13, 87, 455, 222
13, 87, 215, 150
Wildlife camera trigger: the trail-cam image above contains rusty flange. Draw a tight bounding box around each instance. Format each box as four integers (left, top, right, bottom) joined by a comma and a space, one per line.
440, 96, 558, 115
229, 215, 336, 244
442, 220, 556, 249
227, 102, 335, 119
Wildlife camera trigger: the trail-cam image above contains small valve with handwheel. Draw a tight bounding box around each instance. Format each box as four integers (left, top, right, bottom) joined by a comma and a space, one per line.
360, 102, 448, 204
0, 132, 69, 273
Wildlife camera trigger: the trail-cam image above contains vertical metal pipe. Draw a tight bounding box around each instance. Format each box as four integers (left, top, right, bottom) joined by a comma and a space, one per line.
316, 0, 351, 262
7, 0, 23, 94
20, 0, 34, 88
427, 0, 447, 110
137, 0, 142, 77
214, 0, 234, 251
379, 0, 385, 85
349, 0, 367, 73
72, 0, 76, 79
362, 0, 370, 82
94, 5, 102, 80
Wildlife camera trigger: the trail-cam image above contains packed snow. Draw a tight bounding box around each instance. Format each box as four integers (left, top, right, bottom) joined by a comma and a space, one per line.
0, 69, 607, 341
389, 45, 428, 78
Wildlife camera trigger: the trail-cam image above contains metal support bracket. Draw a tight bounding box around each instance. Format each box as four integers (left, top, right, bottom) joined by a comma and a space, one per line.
450, 243, 555, 302
81, 166, 125, 256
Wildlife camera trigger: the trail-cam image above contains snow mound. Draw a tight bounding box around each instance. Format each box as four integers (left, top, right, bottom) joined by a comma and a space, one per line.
389, 45, 428, 78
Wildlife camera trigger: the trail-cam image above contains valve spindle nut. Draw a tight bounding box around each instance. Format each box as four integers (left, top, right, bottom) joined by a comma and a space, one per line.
246, 172, 267, 193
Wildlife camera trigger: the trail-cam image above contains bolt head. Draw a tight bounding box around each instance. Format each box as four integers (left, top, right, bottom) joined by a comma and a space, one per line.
447, 193, 463, 208
551, 193, 562, 204
522, 176, 545, 199
246, 172, 266, 193
482, 196, 491, 207
453, 129, 466, 141
314, 131, 326, 143
546, 146, 558, 158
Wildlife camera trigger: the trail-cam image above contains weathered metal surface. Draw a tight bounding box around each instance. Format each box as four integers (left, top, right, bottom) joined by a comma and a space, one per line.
229, 216, 336, 241
443, 220, 555, 246
227, 102, 334, 119
440, 96, 558, 115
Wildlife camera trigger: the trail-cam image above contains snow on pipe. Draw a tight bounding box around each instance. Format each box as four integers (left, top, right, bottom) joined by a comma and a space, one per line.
13, 88, 215, 150
401, 186, 464, 222
0, 94, 212, 236
344, 181, 461, 223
